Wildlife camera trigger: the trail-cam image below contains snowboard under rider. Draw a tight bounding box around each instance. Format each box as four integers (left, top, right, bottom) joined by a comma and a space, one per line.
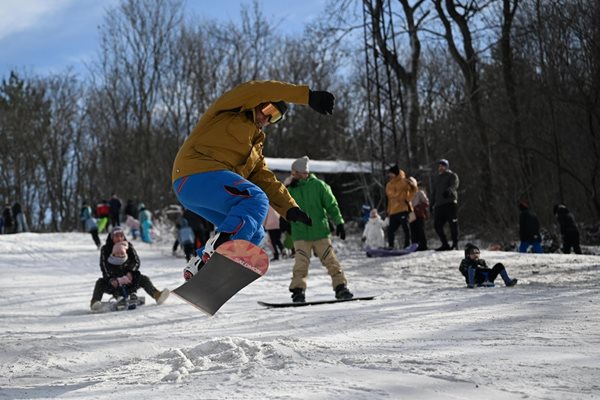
172, 80, 335, 281
458, 244, 518, 288
90, 227, 169, 311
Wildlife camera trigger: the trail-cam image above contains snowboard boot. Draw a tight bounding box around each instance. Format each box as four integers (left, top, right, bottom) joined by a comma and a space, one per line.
183, 256, 205, 281
202, 231, 233, 263
500, 270, 518, 287
153, 289, 170, 305
290, 288, 306, 303
335, 284, 354, 300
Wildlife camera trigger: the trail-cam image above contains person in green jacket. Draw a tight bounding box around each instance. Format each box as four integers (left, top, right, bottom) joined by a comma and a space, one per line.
287, 156, 354, 303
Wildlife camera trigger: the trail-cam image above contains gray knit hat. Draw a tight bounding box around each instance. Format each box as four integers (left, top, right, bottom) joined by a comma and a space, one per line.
291, 156, 310, 173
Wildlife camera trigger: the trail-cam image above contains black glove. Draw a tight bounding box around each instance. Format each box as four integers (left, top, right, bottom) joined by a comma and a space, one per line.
336, 223, 346, 240
286, 207, 312, 226
308, 90, 335, 115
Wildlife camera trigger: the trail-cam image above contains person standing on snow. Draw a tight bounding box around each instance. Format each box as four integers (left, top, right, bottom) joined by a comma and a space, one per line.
518, 201, 543, 253
172, 80, 335, 281
553, 204, 582, 254
385, 165, 417, 249
362, 208, 387, 249
286, 156, 353, 303
431, 159, 460, 251
409, 178, 430, 251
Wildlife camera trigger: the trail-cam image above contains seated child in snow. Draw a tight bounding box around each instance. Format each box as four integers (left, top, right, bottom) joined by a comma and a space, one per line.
362, 209, 387, 249
90, 227, 169, 311
459, 243, 518, 288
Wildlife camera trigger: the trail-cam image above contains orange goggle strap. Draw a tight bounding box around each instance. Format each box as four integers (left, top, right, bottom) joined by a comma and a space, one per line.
261, 103, 283, 123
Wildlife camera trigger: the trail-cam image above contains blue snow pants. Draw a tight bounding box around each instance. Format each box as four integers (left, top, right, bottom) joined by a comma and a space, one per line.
173, 170, 269, 255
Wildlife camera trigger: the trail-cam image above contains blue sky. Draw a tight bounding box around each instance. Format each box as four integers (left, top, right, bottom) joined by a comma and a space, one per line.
0, 0, 326, 79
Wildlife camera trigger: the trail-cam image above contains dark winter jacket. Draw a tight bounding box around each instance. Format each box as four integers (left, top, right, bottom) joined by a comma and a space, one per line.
519, 209, 541, 242
99, 240, 141, 283
555, 206, 579, 236
431, 170, 459, 208
459, 257, 491, 285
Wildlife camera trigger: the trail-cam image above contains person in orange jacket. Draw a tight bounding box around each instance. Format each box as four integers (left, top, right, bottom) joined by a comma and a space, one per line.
172, 80, 335, 280
385, 165, 417, 249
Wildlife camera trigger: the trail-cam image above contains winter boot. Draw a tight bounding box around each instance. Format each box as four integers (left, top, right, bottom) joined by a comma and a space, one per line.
183, 256, 205, 281
153, 289, 170, 305
290, 288, 306, 303
435, 243, 451, 251
500, 270, 518, 287
202, 231, 233, 262
334, 284, 354, 300
478, 271, 495, 287
90, 300, 102, 311
467, 267, 476, 289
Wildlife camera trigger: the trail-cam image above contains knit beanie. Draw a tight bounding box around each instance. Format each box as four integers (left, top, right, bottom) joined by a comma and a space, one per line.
464, 243, 479, 257
438, 159, 449, 168
388, 165, 400, 176
291, 156, 310, 173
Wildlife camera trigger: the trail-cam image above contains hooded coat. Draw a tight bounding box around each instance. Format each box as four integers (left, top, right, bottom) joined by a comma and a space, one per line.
385, 170, 418, 216
172, 80, 309, 218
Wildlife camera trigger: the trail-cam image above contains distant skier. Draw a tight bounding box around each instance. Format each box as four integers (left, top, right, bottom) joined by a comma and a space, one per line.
553, 204, 582, 254
172, 80, 335, 281
459, 244, 518, 288
80, 202, 101, 249
90, 227, 169, 311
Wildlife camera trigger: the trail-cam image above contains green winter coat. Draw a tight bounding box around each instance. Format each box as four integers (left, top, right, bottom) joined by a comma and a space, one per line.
288, 174, 344, 241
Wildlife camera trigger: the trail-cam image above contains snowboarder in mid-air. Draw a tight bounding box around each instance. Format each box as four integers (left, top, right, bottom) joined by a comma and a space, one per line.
172, 80, 336, 281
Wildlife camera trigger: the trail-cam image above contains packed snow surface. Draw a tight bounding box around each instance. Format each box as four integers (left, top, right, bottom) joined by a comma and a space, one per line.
1, 232, 599, 399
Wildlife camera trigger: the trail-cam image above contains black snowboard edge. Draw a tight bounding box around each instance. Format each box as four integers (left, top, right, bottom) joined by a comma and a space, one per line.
257, 295, 377, 308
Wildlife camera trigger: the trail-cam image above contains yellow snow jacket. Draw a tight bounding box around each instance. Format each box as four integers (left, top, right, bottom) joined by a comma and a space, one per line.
172, 80, 310, 217
385, 170, 417, 216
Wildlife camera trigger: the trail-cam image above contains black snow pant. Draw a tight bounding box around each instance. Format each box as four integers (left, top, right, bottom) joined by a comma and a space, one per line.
89, 228, 101, 248
462, 263, 508, 286
434, 203, 458, 247
268, 229, 285, 259
388, 212, 411, 249
410, 218, 428, 251
91, 274, 159, 303
562, 230, 582, 254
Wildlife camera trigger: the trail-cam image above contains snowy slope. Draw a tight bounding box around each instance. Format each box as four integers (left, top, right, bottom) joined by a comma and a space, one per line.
1, 232, 599, 400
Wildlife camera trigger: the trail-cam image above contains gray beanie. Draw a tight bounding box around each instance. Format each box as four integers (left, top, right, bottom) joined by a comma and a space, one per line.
291, 156, 310, 173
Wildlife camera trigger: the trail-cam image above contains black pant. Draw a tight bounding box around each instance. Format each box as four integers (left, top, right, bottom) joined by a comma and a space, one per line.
462, 263, 506, 285
268, 229, 284, 258
388, 212, 410, 248
434, 203, 458, 247
410, 218, 428, 251
562, 230, 582, 254
91, 274, 159, 303
90, 228, 101, 247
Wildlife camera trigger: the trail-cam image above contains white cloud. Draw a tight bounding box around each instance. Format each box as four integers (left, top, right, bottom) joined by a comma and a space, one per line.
0, 0, 74, 41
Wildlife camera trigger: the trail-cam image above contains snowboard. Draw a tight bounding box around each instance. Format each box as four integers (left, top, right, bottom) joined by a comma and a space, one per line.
258, 295, 376, 308
91, 296, 145, 313
173, 239, 269, 316
366, 243, 419, 257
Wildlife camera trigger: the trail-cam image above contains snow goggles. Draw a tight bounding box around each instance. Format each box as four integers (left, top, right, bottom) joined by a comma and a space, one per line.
261, 103, 284, 124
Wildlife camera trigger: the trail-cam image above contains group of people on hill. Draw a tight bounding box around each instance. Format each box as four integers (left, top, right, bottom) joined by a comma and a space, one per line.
362, 158, 459, 253
518, 201, 582, 254
164, 79, 591, 302
0, 203, 28, 234
80, 196, 155, 249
